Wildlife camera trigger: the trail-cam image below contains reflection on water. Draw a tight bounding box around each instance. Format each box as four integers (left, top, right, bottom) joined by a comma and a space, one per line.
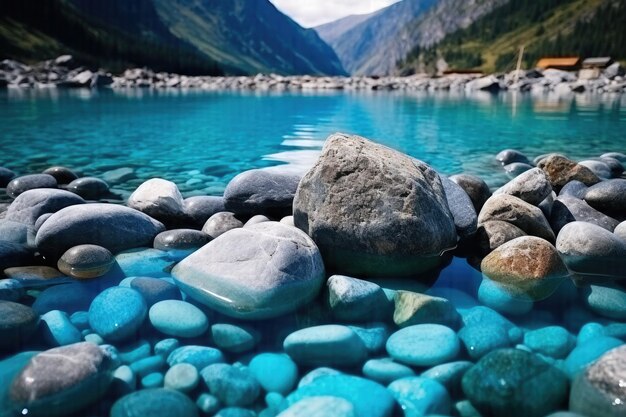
1, 89, 625, 195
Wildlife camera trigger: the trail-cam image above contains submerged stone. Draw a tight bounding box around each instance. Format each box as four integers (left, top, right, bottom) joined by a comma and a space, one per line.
386, 324, 460, 367
283, 325, 367, 367
57, 244, 114, 279
110, 388, 198, 417
88, 287, 147, 342
0, 301, 39, 351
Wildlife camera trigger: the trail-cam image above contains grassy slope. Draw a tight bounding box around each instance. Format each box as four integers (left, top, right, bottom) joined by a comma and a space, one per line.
400, 0, 621, 73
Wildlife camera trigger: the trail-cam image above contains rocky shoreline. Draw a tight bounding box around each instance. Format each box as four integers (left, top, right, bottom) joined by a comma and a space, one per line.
0, 133, 624, 417
1, 56, 625, 94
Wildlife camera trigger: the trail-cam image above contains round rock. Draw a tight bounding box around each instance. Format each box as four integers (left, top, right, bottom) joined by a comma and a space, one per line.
538, 155, 600, 190
183, 196, 225, 228
393, 290, 460, 328
523, 326, 575, 358
0, 300, 39, 351
172, 222, 325, 320
211, 323, 260, 353
7, 174, 57, 199
67, 177, 110, 200
475, 220, 526, 254
110, 388, 198, 417
5, 188, 85, 226
283, 325, 368, 367
449, 173, 491, 213
200, 363, 260, 407
57, 244, 114, 279
388, 377, 451, 417
249, 353, 298, 395
149, 300, 208, 338
584, 179, 626, 218
277, 396, 355, 417
386, 324, 460, 367
88, 287, 147, 342
128, 178, 186, 225
495, 168, 552, 206
327, 275, 391, 322
201, 212, 243, 239
42, 166, 79, 185
130, 277, 182, 307
0, 166, 16, 187
164, 363, 199, 393
153, 229, 210, 251
293, 134, 457, 277
496, 149, 530, 165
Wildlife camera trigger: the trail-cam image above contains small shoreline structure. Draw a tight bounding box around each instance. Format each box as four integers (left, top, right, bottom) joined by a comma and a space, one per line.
1, 55, 625, 94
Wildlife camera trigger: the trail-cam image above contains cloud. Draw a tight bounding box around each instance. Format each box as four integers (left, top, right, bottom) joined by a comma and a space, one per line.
269, 0, 401, 27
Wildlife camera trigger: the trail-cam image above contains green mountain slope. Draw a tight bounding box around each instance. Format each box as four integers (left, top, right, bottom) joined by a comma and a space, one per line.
399, 0, 626, 74
152, 0, 346, 76
0, 0, 223, 75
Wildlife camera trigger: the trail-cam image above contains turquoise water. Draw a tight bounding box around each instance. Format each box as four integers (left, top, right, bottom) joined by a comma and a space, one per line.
1, 89, 625, 196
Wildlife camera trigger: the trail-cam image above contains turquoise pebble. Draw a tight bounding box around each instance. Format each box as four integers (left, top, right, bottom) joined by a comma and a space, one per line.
118, 339, 151, 364
298, 367, 342, 388
604, 322, 626, 340
584, 284, 626, 320
477, 277, 533, 316
141, 372, 164, 388
130, 355, 165, 377
387, 324, 460, 366
215, 408, 255, 417
362, 358, 415, 385
154, 338, 180, 358
131, 277, 182, 307
164, 363, 199, 393
196, 393, 220, 415
118, 277, 136, 287
388, 377, 451, 417
564, 336, 624, 377
113, 365, 136, 389
41, 310, 82, 346
111, 388, 197, 417
249, 353, 298, 395
287, 374, 394, 417
348, 322, 389, 353
200, 363, 260, 407
421, 361, 473, 399
524, 326, 575, 358
167, 345, 225, 370
577, 322, 605, 346
212, 323, 260, 353
32, 283, 95, 315
265, 392, 288, 413
69, 311, 90, 331
149, 300, 208, 338
0, 278, 24, 302
84, 333, 104, 345
283, 325, 368, 367
115, 248, 174, 278
88, 287, 147, 342
277, 396, 355, 417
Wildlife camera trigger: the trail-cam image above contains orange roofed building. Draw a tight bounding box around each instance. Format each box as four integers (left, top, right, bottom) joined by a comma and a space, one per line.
536, 57, 581, 71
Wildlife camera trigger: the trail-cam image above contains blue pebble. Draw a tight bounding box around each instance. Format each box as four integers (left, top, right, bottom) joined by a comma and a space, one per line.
265, 392, 288, 413
211, 323, 260, 353
387, 324, 460, 367
84, 333, 104, 345
149, 300, 208, 338
196, 393, 220, 415
141, 372, 164, 389
110, 388, 197, 417
215, 408, 256, 417
477, 278, 533, 315
298, 367, 342, 388
249, 353, 298, 395
283, 325, 367, 367
278, 396, 355, 417
348, 322, 390, 354
115, 248, 175, 278
421, 361, 473, 399
388, 377, 451, 417
88, 287, 147, 342
32, 283, 95, 314
167, 345, 225, 370
564, 336, 623, 377
130, 355, 165, 377
200, 363, 260, 407
524, 326, 575, 359
113, 365, 136, 390
41, 310, 82, 346
164, 363, 199, 393
118, 339, 152, 364
287, 374, 394, 417
577, 322, 605, 345
118, 277, 136, 287
69, 311, 90, 331
0, 279, 24, 302
362, 358, 415, 385
130, 277, 182, 307
154, 338, 180, 358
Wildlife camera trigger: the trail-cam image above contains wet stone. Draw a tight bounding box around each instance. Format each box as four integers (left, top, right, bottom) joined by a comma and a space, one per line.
67, 177, 110, 199
57, 244, 114, 279
7, 174, 57, 199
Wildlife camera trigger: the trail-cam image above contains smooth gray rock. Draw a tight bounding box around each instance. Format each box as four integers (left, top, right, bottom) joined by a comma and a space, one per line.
0, 220, 31, 245
7, 174, 57, 198
172, 222, 325, 320
200, 364, 260, 407
570, 345, 626, 417
579, 160, 611, 179
183, 196, 225, 228
583, 284, 626, 320
556, 221, 626, 279
550, 196, 620, 234
475, 220, 526, 254
0, 167, 16, 187
615, 221, 626, 241
34, 213, 53, 231
224, 169, 300, 217
57, 244, 114, 279
559, 181, 588, 199
202, 212, 243, 239
449, 174, 491, 213
538, 192, 555, 218
601, 152, 626, 163
293, 134, 457, 277
67, 177, 110, 200
244, 215, 271, 227
42, 166, 78, 185
128, 178, 185, 224
153, 229, 210, 251
584, 179, 626, 218
5, 189, 85, 226
9, 342, 114, 417
495, 168, 552, 205
440, 176, 477, 238
478, 194, 555, 242
496, 149, 530, 166
102, 167, 135, 184
504, 162, 534, 177
598, 157, 624, 177
0, 300, 38, 351
0, 241, 35, 270
327, 275, 391, 322
36, 203, 165, 258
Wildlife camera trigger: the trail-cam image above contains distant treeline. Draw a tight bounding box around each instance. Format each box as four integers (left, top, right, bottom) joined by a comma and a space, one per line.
0, 0, 223, 75
400, 0, 626, 74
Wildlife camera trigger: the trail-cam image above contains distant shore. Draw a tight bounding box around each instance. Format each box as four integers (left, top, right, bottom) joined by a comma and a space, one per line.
1, 56, 625, 94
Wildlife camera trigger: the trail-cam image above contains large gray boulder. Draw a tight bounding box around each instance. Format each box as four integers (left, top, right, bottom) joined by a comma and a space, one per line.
293, 134, 457, 277
224, 169, 300, 217
5, 189, 85, 226
36, 203, 165, 258
172, 222, 325, 320
556, 221, 626, 279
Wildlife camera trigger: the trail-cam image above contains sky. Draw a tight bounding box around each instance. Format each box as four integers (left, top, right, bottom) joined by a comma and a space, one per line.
269, 0, 401, 28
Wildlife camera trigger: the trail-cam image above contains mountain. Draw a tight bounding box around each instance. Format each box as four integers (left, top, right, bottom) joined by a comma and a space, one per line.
399, 0, 624, 74
315, 12, 380, 47
151, 0, 346, 76
0, 0, 223, 75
